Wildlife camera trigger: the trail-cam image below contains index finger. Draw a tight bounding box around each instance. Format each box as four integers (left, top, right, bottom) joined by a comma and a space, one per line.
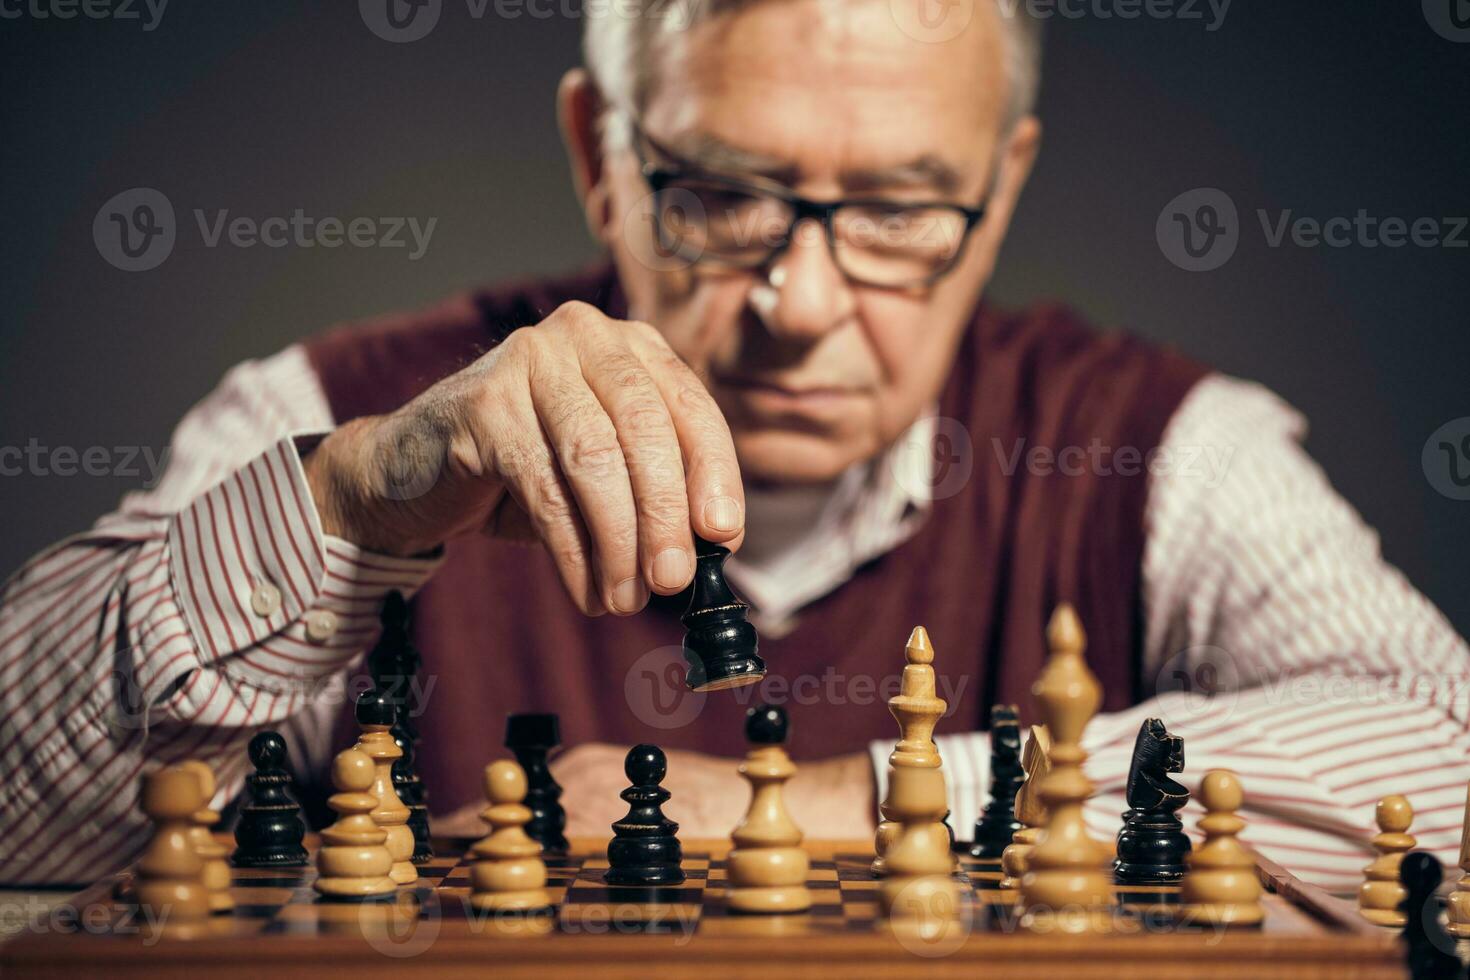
624, 324, 745, 549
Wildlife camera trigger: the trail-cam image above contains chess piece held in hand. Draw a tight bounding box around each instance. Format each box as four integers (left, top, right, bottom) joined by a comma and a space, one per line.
605, 744, 685, 886
1358, 794, 1415, 927
728, 704, 811, 913
136, 766, 211, 927
314, 748, 396, 900
1114, 718, 1191, 886
469, 760, 551, 912
232, 730, 308, 868
681, 537, 764, 692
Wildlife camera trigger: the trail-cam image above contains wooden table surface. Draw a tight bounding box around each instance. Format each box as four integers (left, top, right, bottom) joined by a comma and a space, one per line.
0, 837, 1407, 979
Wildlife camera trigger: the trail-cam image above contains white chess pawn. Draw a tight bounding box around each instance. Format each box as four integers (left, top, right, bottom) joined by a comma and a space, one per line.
135, 766, 211, 927
1359, 794, 1415, 927
177, 759, 233, 913
354, 688, 417, 885
728, 705, 811, 913
1179, 769, 1263, 927
469, 760, 551, 911
314, 748, 397, 899
879, 764, 961, 940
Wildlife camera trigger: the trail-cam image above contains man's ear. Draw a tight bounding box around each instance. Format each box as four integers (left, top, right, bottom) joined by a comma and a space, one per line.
983, 115, 1042, 239
558, 68, 612, 242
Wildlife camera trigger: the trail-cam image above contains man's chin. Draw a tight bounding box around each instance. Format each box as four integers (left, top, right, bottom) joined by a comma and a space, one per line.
732, 428, 875, 486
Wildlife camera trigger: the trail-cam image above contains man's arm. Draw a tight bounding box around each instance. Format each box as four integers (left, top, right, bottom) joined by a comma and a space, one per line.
1086, 374, 1470, 890
861, 376, 1469, 890
0, 346, 438, 885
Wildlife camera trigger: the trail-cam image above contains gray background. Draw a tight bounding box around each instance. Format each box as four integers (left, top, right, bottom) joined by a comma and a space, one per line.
2, 3, 1467, 636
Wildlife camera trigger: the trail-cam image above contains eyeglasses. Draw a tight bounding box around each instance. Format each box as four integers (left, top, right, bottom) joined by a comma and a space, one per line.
630, 123, 990, 290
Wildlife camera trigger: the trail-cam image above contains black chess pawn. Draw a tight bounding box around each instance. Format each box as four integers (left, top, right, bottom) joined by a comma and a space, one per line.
681, 537, 764, 692
605, 744, 685, 886
231, 730, 309, 867
393, 735, 433, 863
1114, 718, 1191, 886
971, 704, 1024, 858
1400, 852, 1461, 980
505, 713, 569, 854
368, 591, 433, 863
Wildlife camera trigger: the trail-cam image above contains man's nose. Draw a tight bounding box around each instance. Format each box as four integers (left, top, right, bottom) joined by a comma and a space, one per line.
756, 218, 856, 342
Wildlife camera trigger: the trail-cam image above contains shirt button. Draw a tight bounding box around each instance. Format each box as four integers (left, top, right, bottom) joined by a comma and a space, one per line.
250, 582, 282, 617
304, 610, 339, 643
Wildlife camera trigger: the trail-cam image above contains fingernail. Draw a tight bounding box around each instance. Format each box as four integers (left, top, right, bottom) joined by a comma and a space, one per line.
652, 548, 693, 591
611, 577, 648, 615
703, 495, 742, 533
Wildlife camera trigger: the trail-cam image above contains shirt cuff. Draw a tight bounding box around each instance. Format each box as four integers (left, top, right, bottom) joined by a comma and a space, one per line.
868, 731, 993, 843
165, 434, 441, 688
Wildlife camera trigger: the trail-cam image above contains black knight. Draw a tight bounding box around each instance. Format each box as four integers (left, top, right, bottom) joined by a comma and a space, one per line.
1114, 717, 1191, 886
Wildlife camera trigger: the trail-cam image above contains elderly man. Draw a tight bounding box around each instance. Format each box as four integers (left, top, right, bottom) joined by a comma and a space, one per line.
1, 0, 1466, 892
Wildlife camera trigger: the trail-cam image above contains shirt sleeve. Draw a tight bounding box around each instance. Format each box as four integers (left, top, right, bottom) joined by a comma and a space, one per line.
1101, 373, 1470, 892
0, 345, 441, 885
867, 374, 1470, 894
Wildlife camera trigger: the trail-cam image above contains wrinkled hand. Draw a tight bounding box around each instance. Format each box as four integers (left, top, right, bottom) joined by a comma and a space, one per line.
433, 743, 878, 841
306, 301, 745, 615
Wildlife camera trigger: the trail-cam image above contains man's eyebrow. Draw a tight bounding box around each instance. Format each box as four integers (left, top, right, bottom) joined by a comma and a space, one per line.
840, 155, 968, 196
662, 132, 969, 196
663, 131, 798, 182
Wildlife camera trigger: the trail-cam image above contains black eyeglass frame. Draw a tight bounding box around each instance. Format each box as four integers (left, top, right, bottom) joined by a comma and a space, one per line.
629, 121, 991, 289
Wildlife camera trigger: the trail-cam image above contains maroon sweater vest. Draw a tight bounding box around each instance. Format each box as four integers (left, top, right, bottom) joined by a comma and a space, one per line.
305, 264, 1207, 816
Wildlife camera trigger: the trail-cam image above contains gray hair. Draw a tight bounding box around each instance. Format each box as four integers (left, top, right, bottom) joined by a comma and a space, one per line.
584, 0, 1044, 147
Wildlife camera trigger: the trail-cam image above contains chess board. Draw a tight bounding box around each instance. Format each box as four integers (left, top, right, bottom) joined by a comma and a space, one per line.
0, 837, 1403, 978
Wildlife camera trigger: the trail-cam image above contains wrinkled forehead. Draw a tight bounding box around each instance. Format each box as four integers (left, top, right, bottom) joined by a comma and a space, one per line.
638, 0, 1010, 192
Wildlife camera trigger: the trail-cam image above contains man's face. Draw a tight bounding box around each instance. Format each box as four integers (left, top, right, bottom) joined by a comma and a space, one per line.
582, 0, 1037, 485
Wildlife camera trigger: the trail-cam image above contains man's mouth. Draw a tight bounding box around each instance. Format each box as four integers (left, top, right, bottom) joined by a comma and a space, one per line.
715, 374, 867, 411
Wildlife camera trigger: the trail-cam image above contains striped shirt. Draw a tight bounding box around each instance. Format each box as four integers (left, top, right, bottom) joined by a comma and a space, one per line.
0, 343, 1465, 893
